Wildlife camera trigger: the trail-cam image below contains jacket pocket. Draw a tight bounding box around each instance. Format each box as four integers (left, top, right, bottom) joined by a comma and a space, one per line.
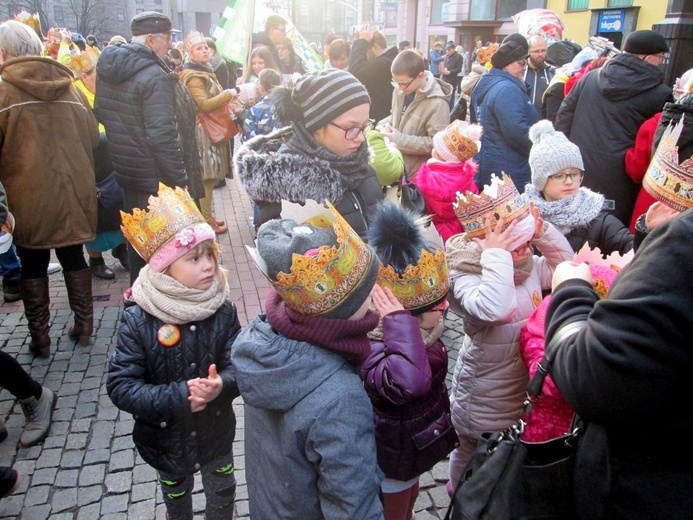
411, 413, 459, 475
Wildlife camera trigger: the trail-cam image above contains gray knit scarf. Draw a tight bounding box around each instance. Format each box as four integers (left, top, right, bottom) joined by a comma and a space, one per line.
132, 265, 230, 324
523, 185, 604, 235
287, 122, 372, 191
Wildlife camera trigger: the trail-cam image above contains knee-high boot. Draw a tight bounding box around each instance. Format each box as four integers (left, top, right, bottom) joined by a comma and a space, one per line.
18, 278, 51, 358
63, 268, 93, 346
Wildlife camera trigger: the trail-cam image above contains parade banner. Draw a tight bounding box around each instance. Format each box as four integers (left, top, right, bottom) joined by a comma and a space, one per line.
212, 0, 323, 72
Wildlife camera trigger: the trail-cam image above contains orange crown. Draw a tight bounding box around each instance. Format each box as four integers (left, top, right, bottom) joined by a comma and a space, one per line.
184, 30, 206, 52
120, 184, 205, 262
13, 10, 42, 35
70, 46, 99, 75
453, 173, 529, 239
643, 118, 693, 212
476, 43, 499, 65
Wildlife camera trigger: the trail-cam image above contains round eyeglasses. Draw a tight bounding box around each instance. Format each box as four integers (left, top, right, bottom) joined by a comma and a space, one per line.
548, 170, 584, 184
328, 119, 375, 140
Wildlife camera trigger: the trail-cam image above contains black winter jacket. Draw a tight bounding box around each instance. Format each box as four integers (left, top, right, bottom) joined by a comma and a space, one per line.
349, 40, 398, 124
565, 210, 633, 256
95, 43, 188, 194
107, 300, 241, 475
555, 53, 672, 225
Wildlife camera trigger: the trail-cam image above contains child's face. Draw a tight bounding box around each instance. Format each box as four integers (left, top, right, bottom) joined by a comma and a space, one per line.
511, 240, 533, 262
417, 299, 449, 330
166, 242, 217, 290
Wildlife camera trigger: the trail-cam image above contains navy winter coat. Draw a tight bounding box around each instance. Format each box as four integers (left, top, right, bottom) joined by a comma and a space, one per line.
107, 300, 241, 475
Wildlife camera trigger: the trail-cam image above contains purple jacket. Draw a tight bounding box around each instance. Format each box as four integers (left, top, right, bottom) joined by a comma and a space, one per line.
360, 311, 458, 481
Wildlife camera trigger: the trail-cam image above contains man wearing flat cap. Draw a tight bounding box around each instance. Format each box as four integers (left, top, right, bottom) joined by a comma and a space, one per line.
95, 12, 202, 284
555, 29, 673, 226
470, 35, 538, 191
441, 42, 464, 111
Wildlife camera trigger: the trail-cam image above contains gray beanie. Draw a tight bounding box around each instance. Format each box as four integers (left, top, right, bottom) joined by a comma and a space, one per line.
529, 120, 584, 191
291, 69, 371, 133
257, 218, 379, 319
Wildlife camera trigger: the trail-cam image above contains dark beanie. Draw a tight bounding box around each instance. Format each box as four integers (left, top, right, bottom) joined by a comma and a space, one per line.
623, 30, 668, 55
502, 33, 529, 53
491, 41, 529, 70
131, 12, 173, 36
290, 69, 371, 133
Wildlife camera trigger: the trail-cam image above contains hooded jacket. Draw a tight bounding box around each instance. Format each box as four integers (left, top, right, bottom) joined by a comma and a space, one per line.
234, 127, 383, 238
95, 43, 188, 193
381, 71, 452, 179
471, 68, 538, 191
0, 56, 98, 249
231, 316, 384, 519
523, 62, 555, 117
555, 53, 672, 225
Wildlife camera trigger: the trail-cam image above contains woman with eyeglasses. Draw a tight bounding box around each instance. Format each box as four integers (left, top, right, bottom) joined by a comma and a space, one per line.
522, 120, 634, 256
235, 69, 384, 238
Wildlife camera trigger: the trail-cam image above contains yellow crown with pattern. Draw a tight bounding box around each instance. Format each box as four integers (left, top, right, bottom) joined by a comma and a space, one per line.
13, 10, 42, 35
247, 201, 377, 317
120, 183, 205, 262
454, 173, 529, 239
643, 118, 693, 212
70, 46, 99, 75
184, 30, 206, 52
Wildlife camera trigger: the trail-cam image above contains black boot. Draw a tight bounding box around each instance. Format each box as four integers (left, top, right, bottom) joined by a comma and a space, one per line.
2, 278, 21, 302
89, 256, 115, 280
64, 269, 93, 346
111, 243, 129, 271
18, 278, 51, 358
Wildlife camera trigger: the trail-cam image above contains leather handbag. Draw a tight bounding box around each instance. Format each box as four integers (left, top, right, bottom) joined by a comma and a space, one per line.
444, 322, 587, 520
198, 103, 238, 144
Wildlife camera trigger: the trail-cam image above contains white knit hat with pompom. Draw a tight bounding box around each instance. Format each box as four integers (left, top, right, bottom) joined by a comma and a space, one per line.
529, 120, 584, 191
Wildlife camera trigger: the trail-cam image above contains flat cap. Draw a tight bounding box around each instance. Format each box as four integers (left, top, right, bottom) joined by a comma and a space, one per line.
131, 11, 173, 36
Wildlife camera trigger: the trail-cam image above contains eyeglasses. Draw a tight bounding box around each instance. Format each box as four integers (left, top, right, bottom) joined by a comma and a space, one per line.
429, 299, 449, 314
647, 52, 667, 64
391, 76, 417, 90
329, 119, 374, 140
548, 170, 584, 183
152, 33, 172, 43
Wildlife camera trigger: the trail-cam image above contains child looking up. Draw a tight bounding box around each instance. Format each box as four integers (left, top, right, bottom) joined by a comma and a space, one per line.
107, 184, 241, 520
364, 203, 459, 520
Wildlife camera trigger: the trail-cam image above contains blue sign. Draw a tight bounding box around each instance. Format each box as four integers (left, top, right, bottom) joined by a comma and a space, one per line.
598, 10, 625, 33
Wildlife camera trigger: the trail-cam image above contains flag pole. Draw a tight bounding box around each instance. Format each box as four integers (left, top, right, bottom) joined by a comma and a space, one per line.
244, 0, 256, 76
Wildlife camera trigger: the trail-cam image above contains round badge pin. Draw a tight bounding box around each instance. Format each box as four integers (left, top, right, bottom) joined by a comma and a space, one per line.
157, 324, 181, 347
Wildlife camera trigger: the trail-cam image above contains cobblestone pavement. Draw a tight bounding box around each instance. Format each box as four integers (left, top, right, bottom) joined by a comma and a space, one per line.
0, 177, 465, 519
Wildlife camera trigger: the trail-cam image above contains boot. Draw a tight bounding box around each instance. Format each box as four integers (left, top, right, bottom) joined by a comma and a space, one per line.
64, 269, 93, 346
0, 417, 7, 443
2, 278, 21, 302
19, 278, 51, 358
111, 243, 129, 271
89, 256, 115, 280
19, 386, 56, 448
0, 467, 19, 498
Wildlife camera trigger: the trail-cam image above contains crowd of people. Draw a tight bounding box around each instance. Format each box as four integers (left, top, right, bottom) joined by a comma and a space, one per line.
2, 8, 693, 520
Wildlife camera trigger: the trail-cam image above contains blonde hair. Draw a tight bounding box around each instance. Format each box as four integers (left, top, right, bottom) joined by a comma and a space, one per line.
165, 239, 228, 287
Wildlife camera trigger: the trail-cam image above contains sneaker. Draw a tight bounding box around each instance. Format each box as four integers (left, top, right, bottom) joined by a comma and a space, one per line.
47, 263, 61, 275
2, 279, 21, 303
19, 386, 56, 448
0, 467, 19, 498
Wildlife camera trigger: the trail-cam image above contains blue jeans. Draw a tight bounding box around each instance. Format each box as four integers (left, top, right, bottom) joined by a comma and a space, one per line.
0, 245, 21, 282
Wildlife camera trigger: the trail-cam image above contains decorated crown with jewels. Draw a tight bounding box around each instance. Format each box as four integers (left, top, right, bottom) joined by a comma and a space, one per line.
643, 117, 693, 212
184, 30, 206, 51
453, 173, 529, 238
120, 183, 206, 263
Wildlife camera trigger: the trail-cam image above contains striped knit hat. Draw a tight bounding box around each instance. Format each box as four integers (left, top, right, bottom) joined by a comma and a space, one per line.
291, 69, 371, 133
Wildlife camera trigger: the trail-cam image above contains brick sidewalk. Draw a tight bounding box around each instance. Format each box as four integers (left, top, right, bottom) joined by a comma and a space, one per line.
0, 177, 462, 519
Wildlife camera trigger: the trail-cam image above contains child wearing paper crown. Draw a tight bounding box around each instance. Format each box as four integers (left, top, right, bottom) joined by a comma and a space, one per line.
410, 120, 481, 244
444, 174, 573, 493
231, 202, 384, 519
107, 184, 241, 520
363, 203, 459, 520
523, 120, 634, 256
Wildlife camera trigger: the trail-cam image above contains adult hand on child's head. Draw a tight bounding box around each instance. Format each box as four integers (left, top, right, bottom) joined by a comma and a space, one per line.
645, 201, 680, 231
371, 284, 404, 318
474, 215, 517, 252
551, 261, 592, 292
529, 202, 545, 239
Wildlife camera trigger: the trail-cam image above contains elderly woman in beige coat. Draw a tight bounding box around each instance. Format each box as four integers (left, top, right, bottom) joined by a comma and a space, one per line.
0, 20, 99, 357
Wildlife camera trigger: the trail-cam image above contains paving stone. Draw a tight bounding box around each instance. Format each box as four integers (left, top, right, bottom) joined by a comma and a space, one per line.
55, 468, 79, 488
112, 435, 134, 452
105, 471, 133, 494
76, 502, 101, 520
24, 484, 51, 506
0, 493, 23, 517
132, 463, 158, 484
60, 449, 85, 469
65, 432, 88, 450
131, 481, 157, 503
78, 484, 104, 507
74, 402, 97, 419
31, 467, 58, 486
101, 493, 129, 513
78, 463, 106, 486
108, 449, 135, 472
20, 504, 52, 520
51, 487, 78, 513
34, 448, 62, 469
70, 418, 92, 433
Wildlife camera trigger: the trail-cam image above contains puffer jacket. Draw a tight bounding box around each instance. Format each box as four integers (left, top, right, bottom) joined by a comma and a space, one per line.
380, 71, 452, 179
107, 300, 241, 475
0, 56, 98, 249
471, 68, 538, 191
95, 43, 188, 193
564, 210, 633, 255
361, 311, 458, 481
448, 224, 573, 438
234, 127, 383, 239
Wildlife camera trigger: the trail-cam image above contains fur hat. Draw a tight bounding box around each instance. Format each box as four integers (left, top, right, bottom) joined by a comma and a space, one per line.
529, 120, 584, 191
368, 204, 449, 314
273, 69, 370, 133
130, 12, 173, 37
253, 203, 379, 319
432, 121, 483, 163
491, 41, 529, 70
623, 30, 668, 55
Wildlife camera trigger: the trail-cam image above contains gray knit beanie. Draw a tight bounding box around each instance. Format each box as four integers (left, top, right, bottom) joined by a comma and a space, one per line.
291, 69, 371, 133
257, 218, 379, 319
529, 120, 584, 191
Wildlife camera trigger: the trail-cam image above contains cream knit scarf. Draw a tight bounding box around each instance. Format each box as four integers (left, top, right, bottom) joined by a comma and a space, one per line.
132, 265, 230, 324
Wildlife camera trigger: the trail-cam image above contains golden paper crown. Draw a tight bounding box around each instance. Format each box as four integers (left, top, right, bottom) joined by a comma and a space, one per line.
120, 183, 205, 262
476, 43, 499, 65
70, 46, 99, 75
13, 10, 42, 35
184, 30, 206, 52
643, 118, 693, 212
378, 247, 449, 311
247, 201, 376, 316
453, 173, 529, 239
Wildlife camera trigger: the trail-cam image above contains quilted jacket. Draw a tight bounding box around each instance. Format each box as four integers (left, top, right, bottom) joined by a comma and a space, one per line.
107, 300, 241, 475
